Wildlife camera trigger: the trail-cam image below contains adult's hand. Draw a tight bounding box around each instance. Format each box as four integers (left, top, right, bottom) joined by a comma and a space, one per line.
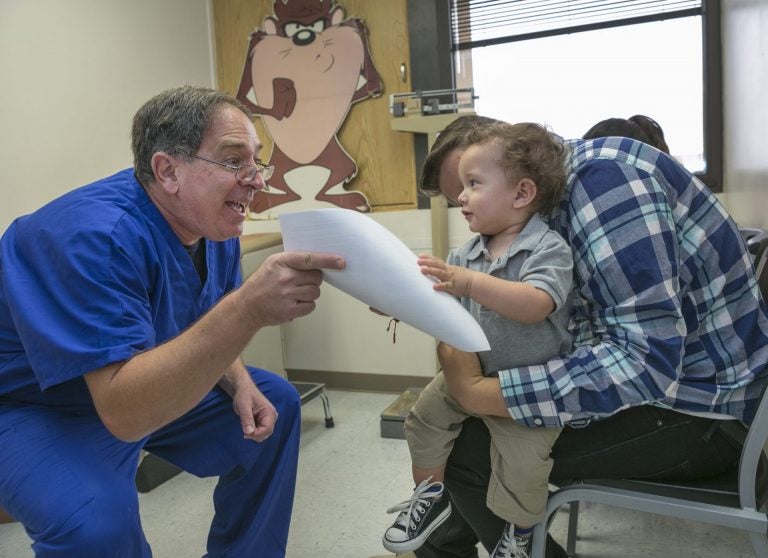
231, 378, 278, 442
241, 251, 345, 327
218, 362, 277, 442
438, 342, 510, 417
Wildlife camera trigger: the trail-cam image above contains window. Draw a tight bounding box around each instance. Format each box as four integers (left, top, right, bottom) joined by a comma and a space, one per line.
450, 0, 722, 191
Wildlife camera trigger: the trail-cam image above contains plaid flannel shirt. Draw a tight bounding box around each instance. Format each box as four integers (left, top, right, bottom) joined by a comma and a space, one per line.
499, 137, 768, 428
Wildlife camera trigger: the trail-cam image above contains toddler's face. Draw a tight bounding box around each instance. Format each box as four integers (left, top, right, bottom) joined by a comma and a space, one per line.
456, 142, 520, 236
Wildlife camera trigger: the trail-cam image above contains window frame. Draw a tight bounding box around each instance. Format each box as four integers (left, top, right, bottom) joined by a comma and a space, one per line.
448, 0, 722, 192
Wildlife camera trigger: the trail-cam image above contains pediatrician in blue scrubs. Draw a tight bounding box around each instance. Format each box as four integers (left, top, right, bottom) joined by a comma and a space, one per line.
0, 85, 344, 557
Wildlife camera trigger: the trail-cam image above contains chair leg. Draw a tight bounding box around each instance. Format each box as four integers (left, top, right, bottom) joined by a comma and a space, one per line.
319, 391, 334, 428
566, 501, 579, 557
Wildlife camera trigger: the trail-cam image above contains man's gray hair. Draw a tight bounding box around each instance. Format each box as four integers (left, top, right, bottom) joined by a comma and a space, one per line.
131, 85, 252, 187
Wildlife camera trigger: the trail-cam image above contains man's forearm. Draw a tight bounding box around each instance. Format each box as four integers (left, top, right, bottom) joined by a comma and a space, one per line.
218, 359, 255, 398
450, 375, 509, 417
437, 343, 510, 417
85, 287, 260, 441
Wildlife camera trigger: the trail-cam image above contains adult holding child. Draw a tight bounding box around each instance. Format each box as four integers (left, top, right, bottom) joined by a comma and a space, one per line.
410, 115, 768, 558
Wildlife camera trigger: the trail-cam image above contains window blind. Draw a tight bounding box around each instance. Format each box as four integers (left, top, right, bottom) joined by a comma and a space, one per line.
452, 0, 703, 50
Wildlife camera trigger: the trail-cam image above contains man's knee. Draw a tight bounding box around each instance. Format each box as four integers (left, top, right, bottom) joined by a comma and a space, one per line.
248, 368, 301, 418
32, 486, 146, 557
274, 375, 302, 413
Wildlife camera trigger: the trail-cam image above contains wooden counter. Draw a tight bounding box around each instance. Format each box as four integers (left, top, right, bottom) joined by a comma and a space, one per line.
239, 232, 283, 256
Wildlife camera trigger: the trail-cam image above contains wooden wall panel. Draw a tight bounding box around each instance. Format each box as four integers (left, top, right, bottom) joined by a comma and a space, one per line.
212, 0, 416, 212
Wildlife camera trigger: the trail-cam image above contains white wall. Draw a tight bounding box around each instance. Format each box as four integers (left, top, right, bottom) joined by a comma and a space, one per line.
0, 0, 216, 232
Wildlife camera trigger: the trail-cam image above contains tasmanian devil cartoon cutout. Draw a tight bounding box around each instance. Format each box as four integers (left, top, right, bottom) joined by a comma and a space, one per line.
236, 0, 383, 215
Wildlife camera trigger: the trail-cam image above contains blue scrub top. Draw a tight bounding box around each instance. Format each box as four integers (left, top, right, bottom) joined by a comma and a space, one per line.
0, 169, 242, 406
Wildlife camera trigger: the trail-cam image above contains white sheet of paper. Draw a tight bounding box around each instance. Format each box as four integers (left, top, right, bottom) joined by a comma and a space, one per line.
279, 208, 490, 352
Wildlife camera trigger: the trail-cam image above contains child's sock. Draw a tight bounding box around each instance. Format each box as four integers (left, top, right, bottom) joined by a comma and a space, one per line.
514, 525, 533, 537
514, 526, 533, 552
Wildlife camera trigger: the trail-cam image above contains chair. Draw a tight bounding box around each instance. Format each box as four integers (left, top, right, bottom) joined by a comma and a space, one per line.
531, 244, 768, 558
741, 227, 768, 268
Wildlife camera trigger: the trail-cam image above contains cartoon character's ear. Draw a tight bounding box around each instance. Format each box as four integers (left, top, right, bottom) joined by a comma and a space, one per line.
264, 17, 278, 35
330, 6, 345, 25
513, 178, 538, 209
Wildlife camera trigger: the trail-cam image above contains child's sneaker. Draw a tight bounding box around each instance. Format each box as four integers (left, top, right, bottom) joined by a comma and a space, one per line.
491, 522, 532, 558
382, 478, 452, 553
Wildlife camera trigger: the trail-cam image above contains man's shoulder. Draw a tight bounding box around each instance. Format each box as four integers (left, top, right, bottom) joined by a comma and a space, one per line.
11, 169, 150, 252
31, 169, 141, 220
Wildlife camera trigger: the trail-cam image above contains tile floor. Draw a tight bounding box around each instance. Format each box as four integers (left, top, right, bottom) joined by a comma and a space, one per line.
0, 389, 759, 557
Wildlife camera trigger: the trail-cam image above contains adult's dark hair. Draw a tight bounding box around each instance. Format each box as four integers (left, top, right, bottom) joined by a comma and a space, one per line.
583, 114, 670, 154
419, 114, 499, 196
131, 85, 252, 188
466, 122, 566, 216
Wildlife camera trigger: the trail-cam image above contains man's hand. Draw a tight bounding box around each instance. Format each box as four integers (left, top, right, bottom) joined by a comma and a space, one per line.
437, 342, 509, 417
241, 251, 345, 327
418, 254, 476, 297
230, 377, 278, 442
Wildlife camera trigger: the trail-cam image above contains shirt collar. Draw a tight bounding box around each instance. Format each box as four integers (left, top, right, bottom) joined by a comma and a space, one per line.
466, 213, 551, 262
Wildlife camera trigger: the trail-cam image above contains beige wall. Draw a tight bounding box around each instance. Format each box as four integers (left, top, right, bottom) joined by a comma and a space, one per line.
0, 0, 216, 232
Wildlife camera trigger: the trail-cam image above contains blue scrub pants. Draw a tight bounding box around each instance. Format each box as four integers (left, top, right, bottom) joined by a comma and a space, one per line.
0, 367, 301, 557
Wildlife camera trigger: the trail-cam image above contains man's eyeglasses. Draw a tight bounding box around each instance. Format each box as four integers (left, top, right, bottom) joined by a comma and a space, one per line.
188, 154, 274, 184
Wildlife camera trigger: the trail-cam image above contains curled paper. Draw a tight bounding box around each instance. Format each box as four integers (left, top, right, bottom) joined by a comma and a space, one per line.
279, 208, 490, 352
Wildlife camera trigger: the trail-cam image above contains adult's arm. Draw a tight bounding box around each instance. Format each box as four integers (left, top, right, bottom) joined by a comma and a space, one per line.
497, 159, 692, 427
84, 251, 343, 441
437, 342, 509, 417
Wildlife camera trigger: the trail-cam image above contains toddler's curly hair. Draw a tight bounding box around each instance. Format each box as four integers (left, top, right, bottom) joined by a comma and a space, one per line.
465, 122, 566, 216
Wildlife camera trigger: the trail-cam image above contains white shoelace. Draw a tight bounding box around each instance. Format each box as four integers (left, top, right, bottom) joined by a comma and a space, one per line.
385, 477, 444, 534
493, 525, 530, 558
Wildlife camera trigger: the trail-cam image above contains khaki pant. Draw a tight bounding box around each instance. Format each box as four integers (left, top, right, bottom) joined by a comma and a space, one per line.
404, 373, 561, 526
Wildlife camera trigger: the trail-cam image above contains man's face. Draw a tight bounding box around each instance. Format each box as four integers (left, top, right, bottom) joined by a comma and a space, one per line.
161, 105, 265, 244
437, 147, 464, 206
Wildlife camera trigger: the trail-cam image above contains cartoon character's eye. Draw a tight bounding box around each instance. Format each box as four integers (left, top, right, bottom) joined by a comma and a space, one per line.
309, 19, 325, 33
284, 19, 325, 39
283, 22, 301, 38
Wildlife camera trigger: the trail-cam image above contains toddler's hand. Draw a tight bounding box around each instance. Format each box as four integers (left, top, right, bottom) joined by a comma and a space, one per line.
417, 254, 475, 297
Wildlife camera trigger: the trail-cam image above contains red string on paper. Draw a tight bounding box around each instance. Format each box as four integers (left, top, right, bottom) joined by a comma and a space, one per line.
386, 318, 400, 344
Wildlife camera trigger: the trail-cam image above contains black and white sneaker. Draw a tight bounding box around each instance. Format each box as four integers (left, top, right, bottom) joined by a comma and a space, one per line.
491, 523, 532, 558
382, 478, 452, 553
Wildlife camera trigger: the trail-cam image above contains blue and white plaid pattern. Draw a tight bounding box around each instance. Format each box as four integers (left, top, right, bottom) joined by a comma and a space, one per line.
499, 137, 768, 427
